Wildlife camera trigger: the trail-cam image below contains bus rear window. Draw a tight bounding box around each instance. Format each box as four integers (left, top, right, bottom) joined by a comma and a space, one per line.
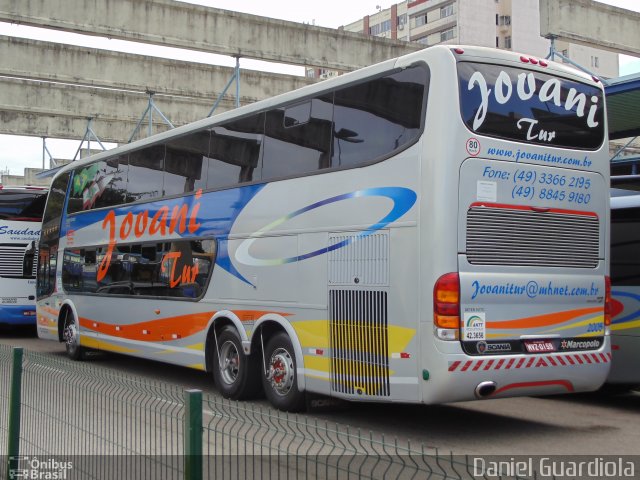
0, 191, 47, 221
458, 62, 604, 150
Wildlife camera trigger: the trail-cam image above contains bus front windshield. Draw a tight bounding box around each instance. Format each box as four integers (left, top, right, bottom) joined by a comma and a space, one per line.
0, 191, 47, 222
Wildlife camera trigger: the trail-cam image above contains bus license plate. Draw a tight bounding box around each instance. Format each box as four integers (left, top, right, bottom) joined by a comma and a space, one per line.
524, 340, 555, 353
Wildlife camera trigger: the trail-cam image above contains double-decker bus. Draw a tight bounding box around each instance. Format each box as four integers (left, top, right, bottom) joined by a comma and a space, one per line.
608, 175, 640, 390
36, 45, 611, 411
0, 186, 47, 326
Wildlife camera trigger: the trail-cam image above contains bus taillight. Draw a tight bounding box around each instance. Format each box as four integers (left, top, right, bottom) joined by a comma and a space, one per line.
604, 275, 612, 327
434, 273, 460, 340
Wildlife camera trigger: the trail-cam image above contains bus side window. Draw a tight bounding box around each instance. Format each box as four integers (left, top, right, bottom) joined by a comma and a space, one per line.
127, 145, 165, 202
262, 95, 333, 179
37, 172, 70, 299
68, 161, 116, 214
92, 156, 130, 210
208, 114, 265, 189
331, 65, 427, 168
283, 101, 311, 127
84, 239, 216, 299
164, 130, 210, 195
62, 249, 83, 292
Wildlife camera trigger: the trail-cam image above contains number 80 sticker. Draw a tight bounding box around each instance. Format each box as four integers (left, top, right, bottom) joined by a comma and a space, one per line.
466, 138, 481, 157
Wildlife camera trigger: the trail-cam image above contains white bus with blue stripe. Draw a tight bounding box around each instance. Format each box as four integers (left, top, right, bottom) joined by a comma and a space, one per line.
0, 186, 47, 326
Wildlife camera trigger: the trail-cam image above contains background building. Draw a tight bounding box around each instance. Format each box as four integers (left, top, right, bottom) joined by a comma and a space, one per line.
335, 0, 618, 78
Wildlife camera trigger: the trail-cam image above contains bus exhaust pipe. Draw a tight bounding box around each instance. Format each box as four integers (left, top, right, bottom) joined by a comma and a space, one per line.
474, 381, 497, 399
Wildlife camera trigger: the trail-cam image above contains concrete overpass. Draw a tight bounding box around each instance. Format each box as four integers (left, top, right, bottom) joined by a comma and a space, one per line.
1, 36, 313, 102
0, 0, 421, 143
0, 0, 421, 71
0, 35, 316, 143
540, 0, 640, 56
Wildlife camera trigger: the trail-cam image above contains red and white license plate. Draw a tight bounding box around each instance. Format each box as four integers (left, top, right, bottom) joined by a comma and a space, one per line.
524, 340, 556, 353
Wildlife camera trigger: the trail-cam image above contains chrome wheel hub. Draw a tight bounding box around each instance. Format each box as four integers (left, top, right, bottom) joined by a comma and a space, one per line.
219, 340, 240, 385
267, 348, 294, 396
63, 322, 78, 350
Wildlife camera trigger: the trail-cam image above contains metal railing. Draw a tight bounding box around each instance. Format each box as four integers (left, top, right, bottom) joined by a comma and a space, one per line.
0, 347, 10, 460
0, 345, 533, 480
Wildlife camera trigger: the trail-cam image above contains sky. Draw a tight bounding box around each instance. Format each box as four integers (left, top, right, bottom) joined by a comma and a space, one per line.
0, 0, 638, 176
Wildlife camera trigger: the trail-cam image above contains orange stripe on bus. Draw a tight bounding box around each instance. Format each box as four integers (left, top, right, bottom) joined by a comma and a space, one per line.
78, 311, 216, 342
41, 306, 60, 317
76, 308, 291, 342
486, 307, 603, 330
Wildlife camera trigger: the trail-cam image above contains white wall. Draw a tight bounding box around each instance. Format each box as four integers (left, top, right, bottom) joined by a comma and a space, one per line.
457, 0, 497, 47
567, 43, 619, 79
510, 0, 550, 57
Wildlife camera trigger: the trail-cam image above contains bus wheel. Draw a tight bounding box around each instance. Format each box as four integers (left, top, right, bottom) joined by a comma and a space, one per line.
212, 326, 260, 400
62, 309, 83, 361
261, 332, 305, 412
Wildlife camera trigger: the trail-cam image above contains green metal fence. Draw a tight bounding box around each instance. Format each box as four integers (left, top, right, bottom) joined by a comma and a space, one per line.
0, 345, 533, 480
0, 346, 10, 462
201, 397, 475, 480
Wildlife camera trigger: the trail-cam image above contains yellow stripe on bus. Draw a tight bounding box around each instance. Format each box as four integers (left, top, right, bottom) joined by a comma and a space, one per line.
303, 355, 330, 372
611, 319, 640, 331
293, 320, 415, 354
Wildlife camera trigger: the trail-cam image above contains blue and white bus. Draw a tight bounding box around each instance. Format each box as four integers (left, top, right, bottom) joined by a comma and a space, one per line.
37, 45, 611, 411
0, 186, 47, 326
608, 175, 640, 390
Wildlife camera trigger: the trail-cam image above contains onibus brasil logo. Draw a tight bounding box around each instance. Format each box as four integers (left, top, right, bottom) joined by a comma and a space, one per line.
9, 456, 73, 479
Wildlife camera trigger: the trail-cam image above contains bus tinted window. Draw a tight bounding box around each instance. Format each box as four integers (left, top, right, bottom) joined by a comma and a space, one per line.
284, 101, 312, 127
332, 65, 427, 168
208, 115, 264, 188
91, 156, 130, 210
263, 96, 333, 178
38, 172, 70, 298
69, 162, 102, 214
458, 62, 605, 149
63, 239, 216, 299
62, 249, 83, 292
164, 130, 210, 196
0, 191, 46, 221
611, 206, 640, 286
128, 145, 165, 202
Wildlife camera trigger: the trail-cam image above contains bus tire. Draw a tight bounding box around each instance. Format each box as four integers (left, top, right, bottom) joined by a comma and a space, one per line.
62, 309, 83, 361
212, 326, 261, 400
261, 332, 306, 412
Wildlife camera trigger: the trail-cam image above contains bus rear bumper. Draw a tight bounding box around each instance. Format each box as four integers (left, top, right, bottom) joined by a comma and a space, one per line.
0, 305, 37, 326
423, 347, 611, 403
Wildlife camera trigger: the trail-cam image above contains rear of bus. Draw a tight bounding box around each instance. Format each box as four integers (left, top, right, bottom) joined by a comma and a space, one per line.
608, 176, 640, 389
0, 186, 47, 326
417, 46, 610, 402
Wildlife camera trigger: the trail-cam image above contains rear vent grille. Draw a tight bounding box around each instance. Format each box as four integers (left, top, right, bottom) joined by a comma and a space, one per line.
0, 244, 27, 277
466, 205, 599, 268
328, 232, 389, 286
0, 243, 37, 278
329, 289, 390, 397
